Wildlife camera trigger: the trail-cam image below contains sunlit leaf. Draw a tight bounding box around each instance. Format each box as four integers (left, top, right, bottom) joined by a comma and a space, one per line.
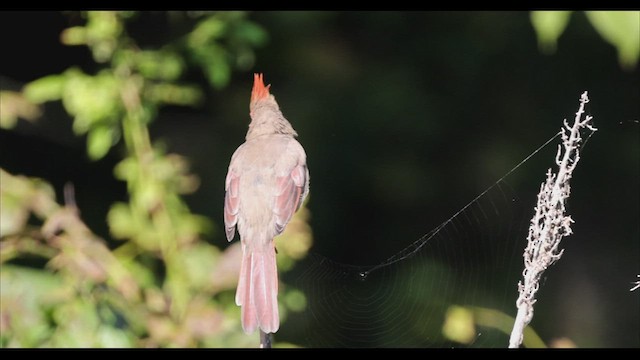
0, 91, 41, 130
87, 11, 121, 39
473, 306, 547, 348
0, 265, 63, 347
113, 157, 138, 182
275, 205, 313, 272
0, 169, 57, 237
50, 298, 101, 347
586, 11, 640, 69
530, 11, 572, 54
124, 261, 156, 292
87, 125, 115, 160
145, 83, 203, 106
178, 214, 214, 238
108, 202, 136, 239
62, 69, 121, 134
180, 243, 221, 290
135, 50, 185, 81
96, 325, 134, 348
442, 305, 476, 344
136, 182, 162, 212
189, 17, 227, 47
84, 11, 123, 62
60, 26, 87, 46
0, 188, 29, 237
23, 75, 66, 104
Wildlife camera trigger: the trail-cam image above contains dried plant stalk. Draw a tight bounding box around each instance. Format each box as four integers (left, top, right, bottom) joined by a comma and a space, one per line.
509, 92, 597, 348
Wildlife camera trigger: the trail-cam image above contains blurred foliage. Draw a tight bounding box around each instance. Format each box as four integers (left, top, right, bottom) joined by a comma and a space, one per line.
0, 11, 312, 348
441, 305, 545, 348
442, 305, 476, 344
531, 11, 640, 70
0, 91, 41, 130
530, 11, 572, 55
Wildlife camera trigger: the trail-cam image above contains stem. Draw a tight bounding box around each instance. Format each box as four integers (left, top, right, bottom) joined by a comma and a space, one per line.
508, 91, 595, 348
509, 302, 529, 348
260, 330, 272, 348
119, 75, 188, 320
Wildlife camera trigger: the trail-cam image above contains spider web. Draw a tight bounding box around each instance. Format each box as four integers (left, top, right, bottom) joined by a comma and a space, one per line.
284, 132, 574, 347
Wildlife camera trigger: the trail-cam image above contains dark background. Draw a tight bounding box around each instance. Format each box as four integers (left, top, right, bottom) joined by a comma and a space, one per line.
1, 11, 638, 347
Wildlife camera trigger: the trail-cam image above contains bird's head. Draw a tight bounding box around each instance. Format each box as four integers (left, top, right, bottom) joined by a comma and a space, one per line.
251, 73, 272, 105
247, 73, 297, 139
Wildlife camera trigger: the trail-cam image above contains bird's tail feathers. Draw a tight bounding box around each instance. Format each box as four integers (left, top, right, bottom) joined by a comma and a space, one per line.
236, 243, 279, 334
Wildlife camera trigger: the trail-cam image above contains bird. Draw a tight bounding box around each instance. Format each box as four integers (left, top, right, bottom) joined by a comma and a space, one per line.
224, 73, 310, 335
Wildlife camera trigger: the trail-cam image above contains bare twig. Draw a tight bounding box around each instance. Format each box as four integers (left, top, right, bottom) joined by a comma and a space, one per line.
63, 182, 78, 214
631, 275, 640, 292
509, 91, 596, 348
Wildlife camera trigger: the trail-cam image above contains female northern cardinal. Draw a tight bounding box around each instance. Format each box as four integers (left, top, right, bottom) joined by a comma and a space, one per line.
224, 73, 310, 334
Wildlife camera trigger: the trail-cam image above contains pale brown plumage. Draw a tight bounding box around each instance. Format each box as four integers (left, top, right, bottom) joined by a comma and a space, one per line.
224, 74, 309, 334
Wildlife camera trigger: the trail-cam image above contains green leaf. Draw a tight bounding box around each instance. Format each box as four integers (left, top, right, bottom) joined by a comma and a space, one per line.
113, 156, 138, 182
179, 214, 214, 237
530, 11, 573, 54
136, 182, 162, 212
62, 69, 121, 134
145, 83, 203, 107
60, 26, 87, 46
23, 75, 66, 104
135, 50, 185, 81
189, 17, 227, 47
180, 243, 221, 290
442, 305, 476, 344
50, 298, 101, 347
118, 257, 156, 289
205, 47, 231, 89
0, 169, 58, 238
87, 125, 115, 161
96, 326, 134, 348
107, 202, 136, 239
0, 91, 41, 130
0, 265, 63, 347
0, 187, 29, 237
234, 21, 269, 46
84, 11, 123, 63
283, 289, 307, 312
586, 11, 640, 69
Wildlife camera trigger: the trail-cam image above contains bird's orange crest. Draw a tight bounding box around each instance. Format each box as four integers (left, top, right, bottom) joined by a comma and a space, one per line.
251, 73, 271, 103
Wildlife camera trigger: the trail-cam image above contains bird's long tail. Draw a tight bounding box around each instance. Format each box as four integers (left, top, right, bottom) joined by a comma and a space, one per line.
236, 243, 279, 334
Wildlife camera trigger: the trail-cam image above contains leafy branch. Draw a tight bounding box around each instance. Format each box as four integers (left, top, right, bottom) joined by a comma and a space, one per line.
1, 11, 311, 348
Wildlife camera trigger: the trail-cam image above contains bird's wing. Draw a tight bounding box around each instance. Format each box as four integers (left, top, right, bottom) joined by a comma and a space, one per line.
224, 169, 240, 241
273, 164, 307, 234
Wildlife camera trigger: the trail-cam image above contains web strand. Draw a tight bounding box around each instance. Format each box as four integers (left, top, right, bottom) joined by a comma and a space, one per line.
362, 131, 563, 276
291, 128, 595, 347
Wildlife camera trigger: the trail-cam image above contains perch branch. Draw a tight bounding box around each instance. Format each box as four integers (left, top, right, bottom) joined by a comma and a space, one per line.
509, 91, 596, 348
